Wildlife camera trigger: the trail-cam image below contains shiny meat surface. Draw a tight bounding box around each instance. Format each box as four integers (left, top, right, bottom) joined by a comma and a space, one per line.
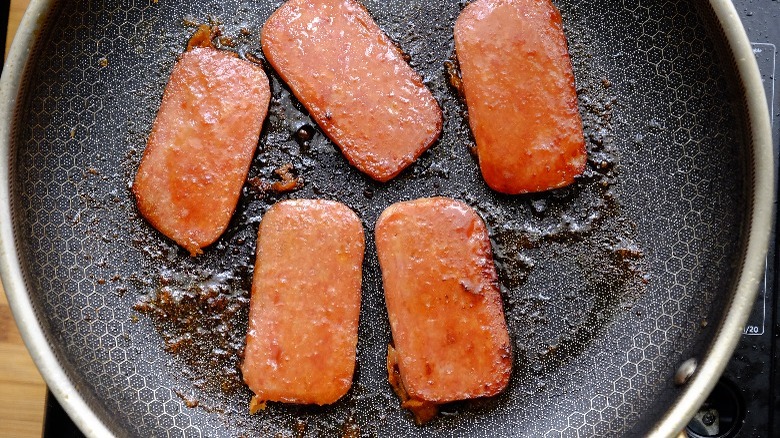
261, 0, 443, 182
241, 200, 365, 405
375, 197, 512, 404
133, 46, 271, 255
454, 0, 586, 194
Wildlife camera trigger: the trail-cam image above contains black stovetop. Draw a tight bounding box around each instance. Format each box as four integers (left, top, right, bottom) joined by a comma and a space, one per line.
14, 1, 778, 437
704, 2, 780, 437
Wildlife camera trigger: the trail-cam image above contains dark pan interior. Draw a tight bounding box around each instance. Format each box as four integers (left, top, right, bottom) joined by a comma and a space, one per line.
10, 0, 746, 436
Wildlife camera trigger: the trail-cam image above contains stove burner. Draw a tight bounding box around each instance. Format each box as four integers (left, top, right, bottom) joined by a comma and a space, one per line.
687, 379, 745, 438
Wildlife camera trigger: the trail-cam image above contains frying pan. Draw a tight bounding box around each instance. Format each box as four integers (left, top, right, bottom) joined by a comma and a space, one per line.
0, 0, 773, 436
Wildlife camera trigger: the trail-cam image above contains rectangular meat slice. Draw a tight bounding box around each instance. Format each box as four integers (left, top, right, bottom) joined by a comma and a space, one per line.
375, 197, 512, 415
454, 0, 586, 194
261, 0, 442, 182
241, 199, 365, 406
133, 38, 270, 256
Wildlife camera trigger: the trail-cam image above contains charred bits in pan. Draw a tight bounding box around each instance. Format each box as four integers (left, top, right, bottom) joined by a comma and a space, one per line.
133, 268, 250, 395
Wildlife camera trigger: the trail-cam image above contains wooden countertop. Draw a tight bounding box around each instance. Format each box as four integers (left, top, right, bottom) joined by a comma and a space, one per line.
2, 2, 47, 438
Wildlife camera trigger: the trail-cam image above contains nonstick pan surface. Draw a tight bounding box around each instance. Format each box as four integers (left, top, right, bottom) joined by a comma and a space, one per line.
0, 0, 773, 436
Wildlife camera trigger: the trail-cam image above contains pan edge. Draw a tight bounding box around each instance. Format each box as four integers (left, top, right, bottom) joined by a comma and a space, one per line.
649, 0, 775, 436
0, 0, 117, 437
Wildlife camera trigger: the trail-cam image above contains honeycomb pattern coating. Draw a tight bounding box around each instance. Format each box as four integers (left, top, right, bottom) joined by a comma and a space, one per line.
11, 0, 745, 436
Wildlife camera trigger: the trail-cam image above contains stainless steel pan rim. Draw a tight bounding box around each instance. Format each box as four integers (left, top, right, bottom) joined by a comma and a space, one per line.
0, 0, 773, 437
648, 2, 774, 435
1, 2, 115, 436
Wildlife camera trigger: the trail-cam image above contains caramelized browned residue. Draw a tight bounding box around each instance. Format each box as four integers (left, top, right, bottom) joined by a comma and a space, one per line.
248, 396, 267, 414
174, 389, 200, 408
386, 345, 438, 425
443, 58, 464, 98
186, 24, 215, 51
342, 416, 361, 438
270, 163, 302, 193
132, 271, 250, 396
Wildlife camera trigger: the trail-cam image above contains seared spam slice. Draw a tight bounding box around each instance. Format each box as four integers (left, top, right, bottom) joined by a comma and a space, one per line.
261, 0, 442, 182
375, 197, 512, 407
454, 0, 586, 194
133, 44, 271, 256
241, 200, 365, 406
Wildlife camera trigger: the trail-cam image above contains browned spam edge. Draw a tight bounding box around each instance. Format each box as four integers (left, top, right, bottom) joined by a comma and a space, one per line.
248, 396, 267, 414
132, 189, 204, 257
184, 240, 203, 257
386, 345, 438, 425
186, 24, 215, 51
186, 24, 241, 60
